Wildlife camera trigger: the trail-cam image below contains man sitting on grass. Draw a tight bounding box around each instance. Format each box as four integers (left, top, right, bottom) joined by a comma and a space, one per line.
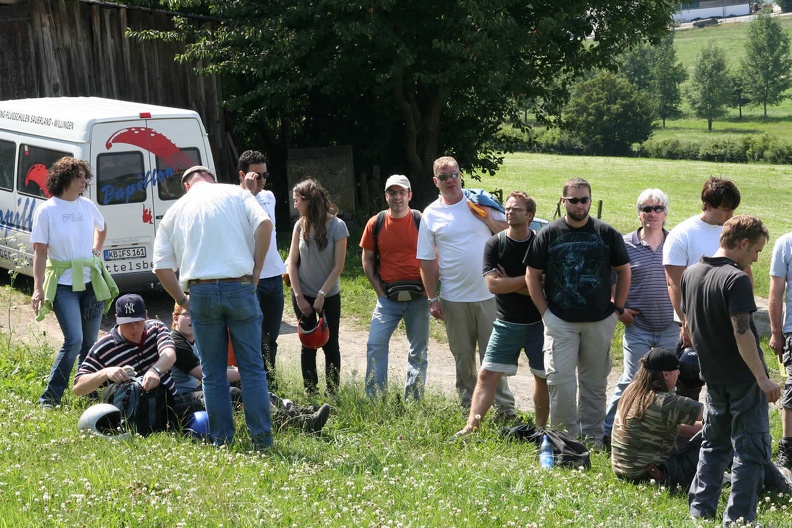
73, 294, 197, 430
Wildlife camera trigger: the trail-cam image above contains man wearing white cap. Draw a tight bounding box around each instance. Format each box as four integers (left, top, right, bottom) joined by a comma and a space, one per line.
153, 165, 275, 450
359, 175, 429, 400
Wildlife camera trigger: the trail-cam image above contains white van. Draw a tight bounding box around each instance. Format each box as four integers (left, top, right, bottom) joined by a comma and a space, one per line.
0, 97, 215, 291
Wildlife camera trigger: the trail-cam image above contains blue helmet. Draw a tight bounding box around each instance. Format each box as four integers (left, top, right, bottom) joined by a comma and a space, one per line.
184, 410, 210, 438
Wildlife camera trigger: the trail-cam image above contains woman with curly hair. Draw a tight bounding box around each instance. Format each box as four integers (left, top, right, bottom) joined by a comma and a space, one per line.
31, 157, 117, 407
286, 179, 348, 395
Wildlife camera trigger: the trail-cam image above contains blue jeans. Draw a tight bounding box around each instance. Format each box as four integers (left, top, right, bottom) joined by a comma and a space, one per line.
189, 281, 272, 447
365, 296, 429, 400
40, 283, 104, 404
604, 321, 678, 435
689, 382, 775, 524
256, 275, 284, 374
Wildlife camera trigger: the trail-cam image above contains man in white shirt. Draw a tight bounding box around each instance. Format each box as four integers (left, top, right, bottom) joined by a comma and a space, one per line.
238, 150, 287, 387
153, 165, 274, 450
417, 156, 515, 416
662, 177, 742, 399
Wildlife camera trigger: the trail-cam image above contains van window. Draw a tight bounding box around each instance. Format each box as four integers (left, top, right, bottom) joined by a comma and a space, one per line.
17, 145, 71, 198
156, 147, 202, 201
0, 140, 14, 191
96, 152, 146, 205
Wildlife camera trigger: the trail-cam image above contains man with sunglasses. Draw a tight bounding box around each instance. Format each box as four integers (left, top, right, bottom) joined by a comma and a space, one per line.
238, 150, 287, 388
525, 178, 630, 446
603, 189, 678, 444
417, 156, 516, 417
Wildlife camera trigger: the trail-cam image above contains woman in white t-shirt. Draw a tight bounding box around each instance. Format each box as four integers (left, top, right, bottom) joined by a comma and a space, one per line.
30, 157, 113, 407
286, 179, 348, 395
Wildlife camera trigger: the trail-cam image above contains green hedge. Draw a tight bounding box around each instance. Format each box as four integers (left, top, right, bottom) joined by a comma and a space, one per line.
495, 126, 792, 165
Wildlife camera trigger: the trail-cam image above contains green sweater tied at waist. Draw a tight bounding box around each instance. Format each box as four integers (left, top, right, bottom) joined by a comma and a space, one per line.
37, 256, 119, 322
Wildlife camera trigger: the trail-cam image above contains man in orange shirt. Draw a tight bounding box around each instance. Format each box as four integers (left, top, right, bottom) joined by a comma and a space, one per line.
360, 175, 429, 400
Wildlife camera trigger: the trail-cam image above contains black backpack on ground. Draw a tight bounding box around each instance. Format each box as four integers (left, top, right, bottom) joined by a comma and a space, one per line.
102, 377, 171, 436
501, 423, 592, 469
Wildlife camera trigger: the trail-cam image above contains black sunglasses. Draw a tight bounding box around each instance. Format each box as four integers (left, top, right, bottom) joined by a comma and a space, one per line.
640, 205, 666, 213
563, 196, 591, 205
255, 172, 270, 180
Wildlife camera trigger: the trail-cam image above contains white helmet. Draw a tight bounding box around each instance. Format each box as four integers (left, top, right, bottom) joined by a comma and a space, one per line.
77, 403, 129, 439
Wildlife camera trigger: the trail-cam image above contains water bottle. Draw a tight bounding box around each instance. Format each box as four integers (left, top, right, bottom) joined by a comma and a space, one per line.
539, 434, 555, 469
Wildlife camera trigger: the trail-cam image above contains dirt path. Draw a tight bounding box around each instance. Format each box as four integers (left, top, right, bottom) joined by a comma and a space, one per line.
1, 284, 622, 414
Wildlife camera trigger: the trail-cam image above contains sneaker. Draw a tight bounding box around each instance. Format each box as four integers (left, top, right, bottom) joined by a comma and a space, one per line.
777, 439, 792, 469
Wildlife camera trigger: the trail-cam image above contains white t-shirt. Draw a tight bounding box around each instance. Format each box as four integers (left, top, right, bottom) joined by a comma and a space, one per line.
153, 182, 270, 289
416, 197, 503, 302
662, 214, 722, 323
255, 190, 286, 279
770, 232, 792, 334
662, 215, 722, 268
30, 196, 105, 285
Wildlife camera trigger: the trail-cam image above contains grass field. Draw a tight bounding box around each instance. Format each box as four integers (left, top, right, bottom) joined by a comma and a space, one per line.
1, 306, 791, 527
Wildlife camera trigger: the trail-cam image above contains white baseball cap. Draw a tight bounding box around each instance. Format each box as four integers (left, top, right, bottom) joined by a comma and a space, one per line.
384, 174, 411, 191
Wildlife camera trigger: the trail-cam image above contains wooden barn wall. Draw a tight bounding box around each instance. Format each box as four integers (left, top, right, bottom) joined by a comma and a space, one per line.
0, 0, 235, 179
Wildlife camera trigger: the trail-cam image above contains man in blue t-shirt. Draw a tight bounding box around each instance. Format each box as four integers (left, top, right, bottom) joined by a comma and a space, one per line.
524, 178, 630, 445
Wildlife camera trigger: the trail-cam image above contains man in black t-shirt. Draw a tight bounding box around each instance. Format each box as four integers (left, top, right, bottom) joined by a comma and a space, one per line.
524, 178, 630, 445
454, 192, 548, 437
682, 215, 788, 525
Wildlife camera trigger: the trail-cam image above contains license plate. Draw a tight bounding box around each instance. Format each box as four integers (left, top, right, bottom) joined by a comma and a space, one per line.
104, 247, 147, 261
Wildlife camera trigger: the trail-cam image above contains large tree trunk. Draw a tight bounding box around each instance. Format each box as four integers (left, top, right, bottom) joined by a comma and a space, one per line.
392, 78, 447, 209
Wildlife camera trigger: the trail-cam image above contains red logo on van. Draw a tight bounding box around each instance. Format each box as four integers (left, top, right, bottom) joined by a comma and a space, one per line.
25, 163, 51, 198
106, 127, 194, 170
142, 206, 153, 224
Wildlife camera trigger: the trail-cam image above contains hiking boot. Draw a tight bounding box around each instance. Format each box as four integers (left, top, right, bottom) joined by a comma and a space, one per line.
775, 465, 792, 495
290, 403, 331, 433
777, 438, 792, 469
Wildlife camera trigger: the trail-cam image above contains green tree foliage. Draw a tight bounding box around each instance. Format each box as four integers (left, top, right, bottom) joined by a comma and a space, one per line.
741, 10, 792, 118
687, 41, 731, 132
729, 70, 751, 119
650, 34, 687, 128
130, 0, 678, 205
563, 71, 656, 156
620, 33, 686, 128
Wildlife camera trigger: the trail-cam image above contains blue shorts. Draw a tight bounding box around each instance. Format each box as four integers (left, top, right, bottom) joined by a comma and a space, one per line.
481, 319, 545, 377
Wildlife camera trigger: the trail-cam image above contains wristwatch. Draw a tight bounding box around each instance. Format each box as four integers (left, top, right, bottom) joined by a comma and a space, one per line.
615, 306, 625, 315
428, 297, 439, 304
149, 366, 163, 377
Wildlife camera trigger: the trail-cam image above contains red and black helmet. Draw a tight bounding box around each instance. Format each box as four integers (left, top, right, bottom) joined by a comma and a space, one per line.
298, 312, 330, 349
